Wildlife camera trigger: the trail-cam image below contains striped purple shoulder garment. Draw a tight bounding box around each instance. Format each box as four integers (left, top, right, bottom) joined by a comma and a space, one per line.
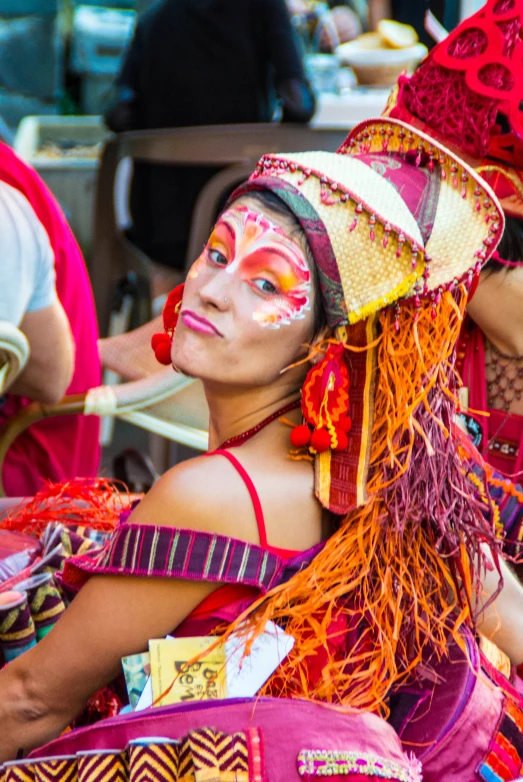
61, 519, 323, 596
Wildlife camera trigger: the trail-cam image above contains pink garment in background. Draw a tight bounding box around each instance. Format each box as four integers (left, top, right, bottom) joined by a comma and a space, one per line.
0, 142, 101, 495
457, 317, 523, 478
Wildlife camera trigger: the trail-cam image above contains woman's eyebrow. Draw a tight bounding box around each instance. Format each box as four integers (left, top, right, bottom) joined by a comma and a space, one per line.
254, 246, 304, 266
215, 218, 235, 241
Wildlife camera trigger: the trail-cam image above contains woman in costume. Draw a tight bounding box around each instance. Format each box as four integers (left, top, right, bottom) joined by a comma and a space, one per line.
1, 118, 523, 780
386, 0, 523, 481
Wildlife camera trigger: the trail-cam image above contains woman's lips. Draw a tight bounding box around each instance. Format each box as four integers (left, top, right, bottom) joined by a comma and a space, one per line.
181, 310, 222, 336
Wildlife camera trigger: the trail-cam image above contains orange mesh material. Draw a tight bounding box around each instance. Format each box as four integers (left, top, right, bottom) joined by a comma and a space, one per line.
0, 478, 132, 537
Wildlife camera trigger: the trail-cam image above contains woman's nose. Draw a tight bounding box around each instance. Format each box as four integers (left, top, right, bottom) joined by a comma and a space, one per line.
198, 273, 235, 310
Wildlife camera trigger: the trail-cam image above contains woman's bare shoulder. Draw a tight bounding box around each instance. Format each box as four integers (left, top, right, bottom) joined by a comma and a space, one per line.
126, 453, 261, 544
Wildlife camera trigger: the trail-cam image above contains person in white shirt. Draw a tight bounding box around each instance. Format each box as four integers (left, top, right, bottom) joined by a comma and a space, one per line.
0, 180, 74, 404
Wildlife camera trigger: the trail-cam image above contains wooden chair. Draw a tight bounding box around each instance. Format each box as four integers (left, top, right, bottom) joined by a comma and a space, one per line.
0, 322, 30, 395
91, 123, 347, 335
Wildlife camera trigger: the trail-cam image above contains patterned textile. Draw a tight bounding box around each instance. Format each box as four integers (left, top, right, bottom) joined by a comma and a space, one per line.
179, 727, 258, 781
0, 591, 36, 662
3, 760, 35, 782
297, 749, 422, 780
62, 523, 286, 594
484, 473, 523, 562
469, 463, 523, 561
128, 741, 179, 782
477, 699, 523, 782
33, 756, 77, 782
314, 316, 378, 514
77, 751, 128, 782
18, 728, 266, 782
25, 573, 66, 641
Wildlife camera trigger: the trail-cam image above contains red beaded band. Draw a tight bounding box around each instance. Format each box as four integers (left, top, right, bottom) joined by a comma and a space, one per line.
219, 400, 301, 449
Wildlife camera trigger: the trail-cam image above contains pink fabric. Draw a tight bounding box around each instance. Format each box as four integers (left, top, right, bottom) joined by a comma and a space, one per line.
28, 697, 420, 782
397, 626, 507, 782
458, 319, 523, 478
0, 142, 101, 495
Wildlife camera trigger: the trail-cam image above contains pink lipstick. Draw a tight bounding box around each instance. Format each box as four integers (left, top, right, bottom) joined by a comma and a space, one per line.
181, 310, 222, 337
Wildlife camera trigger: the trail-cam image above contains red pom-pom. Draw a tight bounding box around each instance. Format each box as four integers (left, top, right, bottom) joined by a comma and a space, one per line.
290, 424, 311, 448
154, 337, 173, 365
333, 428, 348, 451
338, 416, 352, 433
151, 333, 165, 350
310, 428, 332, 453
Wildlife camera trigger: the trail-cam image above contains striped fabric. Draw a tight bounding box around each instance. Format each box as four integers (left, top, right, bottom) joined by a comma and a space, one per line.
62, 523, 286, 594
478, 699, 523, 781
22, 728, 266, 782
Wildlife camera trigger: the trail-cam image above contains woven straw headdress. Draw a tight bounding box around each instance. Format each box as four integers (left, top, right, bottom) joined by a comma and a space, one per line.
236, 117, 503, 514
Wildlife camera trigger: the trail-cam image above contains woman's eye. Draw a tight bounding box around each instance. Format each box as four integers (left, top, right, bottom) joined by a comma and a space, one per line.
208, 248, 228, 266
253, 279, 278, 295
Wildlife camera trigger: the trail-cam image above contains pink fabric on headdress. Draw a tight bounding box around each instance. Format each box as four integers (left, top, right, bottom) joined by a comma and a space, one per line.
353, 151, 440, 243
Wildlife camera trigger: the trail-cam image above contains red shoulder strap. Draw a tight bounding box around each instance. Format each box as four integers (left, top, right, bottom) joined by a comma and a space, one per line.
207, 449, 268, 548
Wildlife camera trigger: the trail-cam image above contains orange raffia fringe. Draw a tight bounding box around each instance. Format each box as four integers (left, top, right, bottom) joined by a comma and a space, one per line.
221, 285, 499, 715
0, 478, 133, 538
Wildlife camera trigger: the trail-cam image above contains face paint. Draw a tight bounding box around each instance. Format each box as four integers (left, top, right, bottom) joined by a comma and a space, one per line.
202, 205, 311, 328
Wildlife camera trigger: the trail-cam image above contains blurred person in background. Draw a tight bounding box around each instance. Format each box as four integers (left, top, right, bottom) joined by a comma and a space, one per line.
105, 0, 316, 300
0, 142, 101, 496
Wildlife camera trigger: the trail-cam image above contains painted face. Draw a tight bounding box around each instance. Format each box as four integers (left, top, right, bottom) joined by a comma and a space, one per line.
190, 205, 311, 328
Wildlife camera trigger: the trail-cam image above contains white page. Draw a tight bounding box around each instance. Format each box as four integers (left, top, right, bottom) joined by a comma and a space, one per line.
133, 623, 294, 709
225, 620, 295, 698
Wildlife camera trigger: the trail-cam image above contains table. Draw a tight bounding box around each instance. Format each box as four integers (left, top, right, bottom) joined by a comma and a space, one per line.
312, 89, 391, 130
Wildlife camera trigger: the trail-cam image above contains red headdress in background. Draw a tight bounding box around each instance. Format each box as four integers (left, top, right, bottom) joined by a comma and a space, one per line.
387, 0, 523, 228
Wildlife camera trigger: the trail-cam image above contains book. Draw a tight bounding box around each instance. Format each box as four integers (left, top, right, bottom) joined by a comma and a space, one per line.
146, 622, 295, 709
121, 651, 151, 709
149, 636, 227, 707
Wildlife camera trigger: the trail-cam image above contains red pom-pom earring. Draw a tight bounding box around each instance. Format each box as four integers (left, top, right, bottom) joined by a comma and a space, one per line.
151, 284, 184, 365
290, 343, 351, 455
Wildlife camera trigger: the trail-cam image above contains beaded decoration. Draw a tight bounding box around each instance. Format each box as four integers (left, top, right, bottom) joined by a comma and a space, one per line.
297, 750, 422, 781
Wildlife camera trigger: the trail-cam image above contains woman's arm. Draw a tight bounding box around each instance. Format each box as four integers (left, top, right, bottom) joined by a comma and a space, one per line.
466, 266, 523, 356
0, 575, 217, 761
0, 456, 263, 762
476, 545, 523, 666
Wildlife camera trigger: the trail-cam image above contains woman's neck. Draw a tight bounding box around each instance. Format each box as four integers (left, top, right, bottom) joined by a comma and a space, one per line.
204, 383, 302, 451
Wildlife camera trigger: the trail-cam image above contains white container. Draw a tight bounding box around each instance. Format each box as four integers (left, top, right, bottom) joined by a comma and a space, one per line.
14, 115, 111, 266
336, 41, 427, 86
71, 5, 135, 76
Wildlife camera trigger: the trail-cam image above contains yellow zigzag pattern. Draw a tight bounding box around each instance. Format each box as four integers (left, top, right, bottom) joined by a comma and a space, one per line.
78, 752, 128, 782
30, 759, 77, 782
129, 744, 179, 782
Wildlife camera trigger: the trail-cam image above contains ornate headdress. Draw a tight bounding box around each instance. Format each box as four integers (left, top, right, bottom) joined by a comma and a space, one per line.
234, 117, 503, 516
157, 119, 505, 712
386, 0, 523, 224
